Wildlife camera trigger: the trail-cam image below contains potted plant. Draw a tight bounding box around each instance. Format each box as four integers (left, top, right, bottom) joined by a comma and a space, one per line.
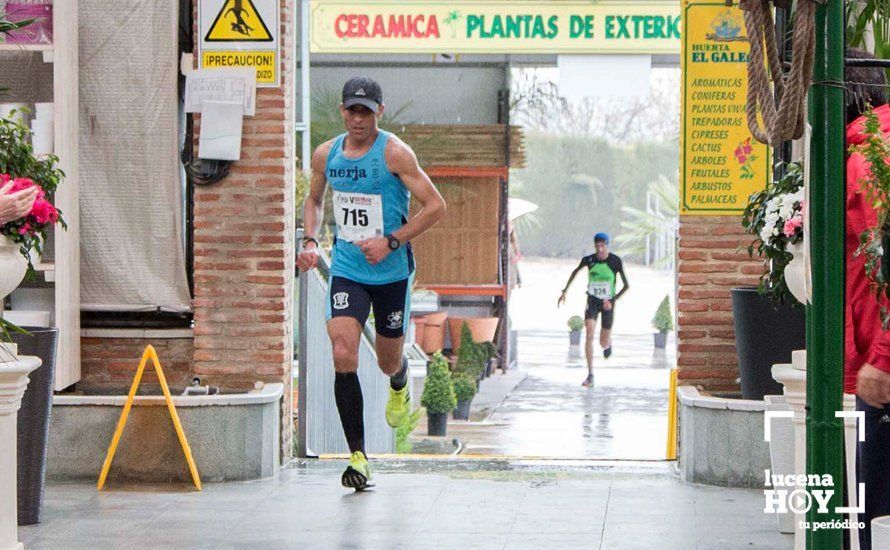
447, 316, 499, 351
420, 352, 456, 436
567, 315, 584, 346
451, 374, 477, 420
454, 322, 487, 382
738, 162, 806, 399
479, 341, 498, 378
420, 311, 447, 354
0, 114, 65, 526
651, 296, 673, 349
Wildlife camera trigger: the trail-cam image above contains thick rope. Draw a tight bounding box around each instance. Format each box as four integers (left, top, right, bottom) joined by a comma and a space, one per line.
740, 0, 816, 147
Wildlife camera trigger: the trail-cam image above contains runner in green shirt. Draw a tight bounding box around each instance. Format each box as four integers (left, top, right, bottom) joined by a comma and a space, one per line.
558, 233, 629, 388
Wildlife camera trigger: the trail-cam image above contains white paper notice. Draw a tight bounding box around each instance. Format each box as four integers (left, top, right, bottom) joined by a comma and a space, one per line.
198, 101, 244, 161
185, 68, 256, 116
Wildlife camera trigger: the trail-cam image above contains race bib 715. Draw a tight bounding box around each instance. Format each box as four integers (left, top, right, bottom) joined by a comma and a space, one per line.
333, 191, 384, 242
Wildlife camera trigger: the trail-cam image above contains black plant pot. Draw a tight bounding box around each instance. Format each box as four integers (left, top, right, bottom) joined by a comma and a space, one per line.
14, 327, 58, 526
731, 288, 805, 400
453, 399, 472, 420
569, 330, 582, 346
654, 330, 668, 349
427, 412, 448, 436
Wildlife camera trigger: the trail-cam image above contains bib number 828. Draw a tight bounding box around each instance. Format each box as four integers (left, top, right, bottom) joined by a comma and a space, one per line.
341, 208, 369, 227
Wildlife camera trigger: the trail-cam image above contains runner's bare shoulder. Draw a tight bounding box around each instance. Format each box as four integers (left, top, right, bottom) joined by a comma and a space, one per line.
383, 134, 420, 174
311, 139, 336, 172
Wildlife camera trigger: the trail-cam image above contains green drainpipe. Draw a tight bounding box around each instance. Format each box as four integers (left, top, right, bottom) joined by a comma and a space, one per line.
806, 0, 846, 548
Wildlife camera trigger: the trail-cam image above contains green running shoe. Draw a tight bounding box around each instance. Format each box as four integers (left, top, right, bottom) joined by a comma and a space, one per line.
342, 451, 371, 490
386, 386, 410, 428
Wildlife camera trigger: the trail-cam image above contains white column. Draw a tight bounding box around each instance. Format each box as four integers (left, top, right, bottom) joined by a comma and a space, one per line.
0, 357, 41, 550
772, 362, 807, 550
844, 393, 861, 550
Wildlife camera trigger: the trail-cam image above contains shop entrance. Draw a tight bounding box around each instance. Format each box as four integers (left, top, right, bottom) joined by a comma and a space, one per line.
294, 1, 681, 462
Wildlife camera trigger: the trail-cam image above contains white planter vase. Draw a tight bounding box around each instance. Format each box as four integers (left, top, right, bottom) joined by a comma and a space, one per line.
0, 356, 40, 550
784, 242, 809, 306
0, 237, 27, 301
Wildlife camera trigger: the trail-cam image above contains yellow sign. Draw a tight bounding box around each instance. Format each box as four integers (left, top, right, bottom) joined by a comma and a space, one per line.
199, 0, 280, 87
205, 0, 273, 42
680, 0, 769, 215
310, 1, 681, 54
97, 346, 202, 491
202, 50, 277, 84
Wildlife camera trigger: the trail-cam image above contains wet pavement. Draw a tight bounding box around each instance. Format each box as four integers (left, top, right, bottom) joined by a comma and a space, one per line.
20, 460, 793, 549
418, 330, 674, 460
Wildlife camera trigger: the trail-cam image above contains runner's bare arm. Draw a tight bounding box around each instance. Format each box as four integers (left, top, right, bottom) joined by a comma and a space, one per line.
613, 268, 630, 302
386, 138, 446, 243
558, 262, 586, 306
302, 141, 333, 241
297, 142, 332, 272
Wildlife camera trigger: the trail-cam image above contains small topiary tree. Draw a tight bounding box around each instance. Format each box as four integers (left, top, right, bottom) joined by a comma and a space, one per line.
567, 315, 584, 332
452, 373, 477, 403
421, 351, 457, 414
652, 295, 674, 332
455, 322, 485, 379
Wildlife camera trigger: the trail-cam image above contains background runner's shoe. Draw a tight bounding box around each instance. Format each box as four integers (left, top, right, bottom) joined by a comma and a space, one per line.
581, 374, 594, 388
342, 451, 372, 490
604, 347, 612, 359
386, 386, 410, 427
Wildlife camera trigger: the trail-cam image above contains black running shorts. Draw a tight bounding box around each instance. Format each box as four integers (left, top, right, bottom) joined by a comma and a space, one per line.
585, 296, 615, 329
326, 276, 411, 338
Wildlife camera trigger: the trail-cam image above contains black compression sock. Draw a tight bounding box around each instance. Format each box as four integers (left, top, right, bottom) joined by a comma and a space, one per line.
334, 372, 365, 455
390, 359, 409, 391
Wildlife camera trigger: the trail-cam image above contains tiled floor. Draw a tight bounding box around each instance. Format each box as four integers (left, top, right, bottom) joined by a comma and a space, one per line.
19, 460, 792, 549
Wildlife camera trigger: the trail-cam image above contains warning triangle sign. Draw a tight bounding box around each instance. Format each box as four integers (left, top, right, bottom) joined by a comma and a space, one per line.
205, 0, 273, 42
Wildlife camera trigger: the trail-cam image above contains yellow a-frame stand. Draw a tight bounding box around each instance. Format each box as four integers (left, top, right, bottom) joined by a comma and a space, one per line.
97, 345, 202, 490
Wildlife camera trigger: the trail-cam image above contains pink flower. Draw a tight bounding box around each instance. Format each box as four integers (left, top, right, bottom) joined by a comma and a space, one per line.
17, 223, 30, 235
30, 199, 57, 224
10, 177, 44, 199
783, 215, 803, 237
0, 174, 10, 186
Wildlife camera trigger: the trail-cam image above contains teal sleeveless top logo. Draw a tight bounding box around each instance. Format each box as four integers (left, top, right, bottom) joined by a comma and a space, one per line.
326, 130, 414, 284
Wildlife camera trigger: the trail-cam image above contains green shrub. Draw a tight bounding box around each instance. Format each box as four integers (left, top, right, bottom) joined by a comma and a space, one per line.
567, 315, 584, 331
455, 322, 485, 378
396, 407, 425, 454
652, 295, 674, 332
479, 341, 498, 361
452, 374, 477, 402
421, 352, 457, 414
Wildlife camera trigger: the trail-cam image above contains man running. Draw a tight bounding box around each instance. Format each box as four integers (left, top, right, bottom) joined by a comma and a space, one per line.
296, 77, 446, 490
558, 233, 629, 388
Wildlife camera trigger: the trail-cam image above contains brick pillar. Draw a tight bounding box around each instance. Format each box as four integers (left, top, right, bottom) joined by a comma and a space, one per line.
191, 0, 295, 458
676, 215, 762, 393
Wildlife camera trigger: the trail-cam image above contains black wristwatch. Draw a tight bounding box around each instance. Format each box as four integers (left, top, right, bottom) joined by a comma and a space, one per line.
386, 234, 401, 251
302, 236, 319, 248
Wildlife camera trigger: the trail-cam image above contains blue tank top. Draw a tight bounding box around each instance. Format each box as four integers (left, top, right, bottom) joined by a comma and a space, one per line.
327, 130, 414, 285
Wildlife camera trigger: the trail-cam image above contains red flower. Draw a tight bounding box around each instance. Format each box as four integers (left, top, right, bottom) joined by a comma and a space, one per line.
30, 199, 57, 224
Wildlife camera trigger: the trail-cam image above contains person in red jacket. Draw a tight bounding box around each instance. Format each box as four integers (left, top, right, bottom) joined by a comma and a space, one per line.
845, 48, 890, 550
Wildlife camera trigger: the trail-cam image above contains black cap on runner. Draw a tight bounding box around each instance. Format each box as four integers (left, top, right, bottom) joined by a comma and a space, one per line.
342, 76, 383, 112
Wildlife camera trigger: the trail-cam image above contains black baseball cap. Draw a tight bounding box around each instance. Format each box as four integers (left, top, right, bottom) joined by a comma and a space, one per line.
342, 76, 383, 112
